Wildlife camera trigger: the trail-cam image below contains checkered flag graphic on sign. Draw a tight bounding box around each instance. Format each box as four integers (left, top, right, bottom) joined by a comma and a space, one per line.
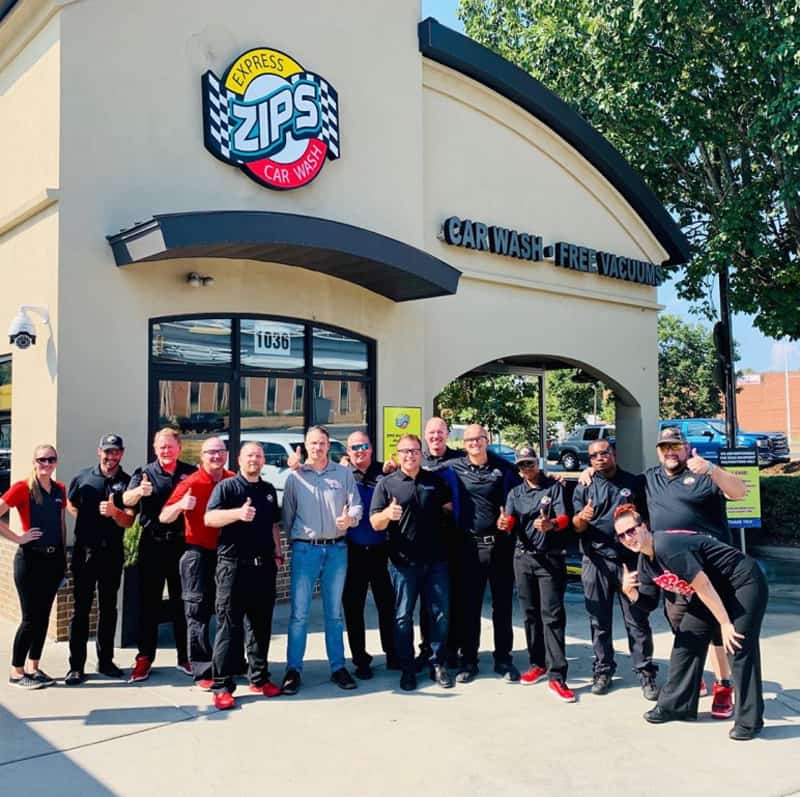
290, 72, 340, 159
202, 71, 238, 163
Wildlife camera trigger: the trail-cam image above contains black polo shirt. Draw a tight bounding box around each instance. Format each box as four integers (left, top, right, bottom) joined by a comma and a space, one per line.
421, 446, 463, 472
572, 468, 646, 561
127, 460, 196, 542
505, 476, 567, 554
637, 530, 751, 607
369, 468, 451, 566
68, 466, 130, 547
644, 465, 731, 544
207, 473, 278, 559
450, 454, 520, 535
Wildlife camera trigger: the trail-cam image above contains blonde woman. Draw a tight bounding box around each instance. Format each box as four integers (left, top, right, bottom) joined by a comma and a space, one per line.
0, 444, 67, 689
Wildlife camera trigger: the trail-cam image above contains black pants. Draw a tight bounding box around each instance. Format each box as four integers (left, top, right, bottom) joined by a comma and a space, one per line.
69, 543, 124, 672
137, 537, 187, 663
342, 542, 396, 667
12, 548, 64, 667
514, 549, 567, 679
665, 593, 723, 646
212, 556, 277, 693
581, 553, 656, 676
180, 546, 217, 682
460, 537, 515, 666
658, 562, 768, 731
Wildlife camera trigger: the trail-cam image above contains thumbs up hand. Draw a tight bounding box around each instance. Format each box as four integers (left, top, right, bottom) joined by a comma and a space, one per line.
578, 499, 595, 523
238, 497, 256, 522
99, 497, 116, 518
139, 473, 153, 498
686, 448, 710, 475
336, 503, 352, 531
386, 496, 402, 522
287, 446, 304, 471
496, 508, 512, 532
180, 487, 196, 511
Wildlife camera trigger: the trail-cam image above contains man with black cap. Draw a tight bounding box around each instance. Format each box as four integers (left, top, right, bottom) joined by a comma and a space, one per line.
572, 438, 658, 700
65, 434, 134, 684
503, 446, 575, 702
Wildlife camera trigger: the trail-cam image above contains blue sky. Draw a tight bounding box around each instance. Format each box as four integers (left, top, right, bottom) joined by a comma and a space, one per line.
420, 1, 796, 374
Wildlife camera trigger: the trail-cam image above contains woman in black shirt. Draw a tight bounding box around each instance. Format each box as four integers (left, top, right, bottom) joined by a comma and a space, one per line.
613, 503, 768, 741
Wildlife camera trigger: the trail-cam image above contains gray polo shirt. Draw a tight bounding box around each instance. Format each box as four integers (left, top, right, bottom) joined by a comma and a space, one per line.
282, 460, 363, 541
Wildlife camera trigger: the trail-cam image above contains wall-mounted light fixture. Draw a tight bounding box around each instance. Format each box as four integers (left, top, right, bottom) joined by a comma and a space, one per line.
186, 272, 215, 288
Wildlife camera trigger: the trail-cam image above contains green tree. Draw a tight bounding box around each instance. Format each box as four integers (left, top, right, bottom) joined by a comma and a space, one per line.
459, 0, 800, 339
658, 313, 722, 417
545, 370, 600, 431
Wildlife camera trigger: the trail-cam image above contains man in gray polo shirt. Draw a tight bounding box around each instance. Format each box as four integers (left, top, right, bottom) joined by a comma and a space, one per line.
281, 426, 362, 695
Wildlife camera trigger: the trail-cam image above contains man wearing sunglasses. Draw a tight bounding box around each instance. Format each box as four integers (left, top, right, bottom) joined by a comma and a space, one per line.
370, 434, 453, 691
340, 432, 399, 679
160, 437, 235, 690
572, 440, 658, 700
65, 435, 135, 685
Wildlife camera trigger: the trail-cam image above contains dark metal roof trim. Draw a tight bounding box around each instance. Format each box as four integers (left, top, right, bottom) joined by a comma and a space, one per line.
418, 17, 689, 266
107, 210, 461, 302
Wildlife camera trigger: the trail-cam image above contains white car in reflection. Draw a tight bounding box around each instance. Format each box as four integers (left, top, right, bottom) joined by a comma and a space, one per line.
218, 432, 346, 505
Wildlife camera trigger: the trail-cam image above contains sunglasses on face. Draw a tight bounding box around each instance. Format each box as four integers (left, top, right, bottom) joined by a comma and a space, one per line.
658, 443, 684, 453
349, 443, 370, 452
589, 450, 612, 459
464, 436, 487, 444
36, 456, 58, 464
397, 448, 421, 456
202, 449, 227, 456
616, 523, 642, 541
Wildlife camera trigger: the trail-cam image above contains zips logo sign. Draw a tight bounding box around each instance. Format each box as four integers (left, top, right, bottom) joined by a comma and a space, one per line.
202, 47, 340, 190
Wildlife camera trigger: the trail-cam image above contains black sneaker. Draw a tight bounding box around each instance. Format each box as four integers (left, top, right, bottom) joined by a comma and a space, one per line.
331, 668, 357, 690
431, 665, 454, 689
455, 663, 479, 683
591, 673, 612, 695
400, 670, 417, 691
639, 671, 659, 701
354, 662, 373, 680
9, 674, 44, 690
97, 662, 124, 678
30, 669, 55, 687
494, 662, 521, 683
64, 670, 86, 686
281, 668, 301, 695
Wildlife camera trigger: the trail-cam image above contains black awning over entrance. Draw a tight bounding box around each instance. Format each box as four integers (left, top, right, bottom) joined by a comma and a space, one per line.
106, 211, 461, 302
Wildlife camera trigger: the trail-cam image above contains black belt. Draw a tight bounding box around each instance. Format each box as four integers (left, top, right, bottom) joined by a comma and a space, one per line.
294, 537, 346, 546
467, 531, 500, 545
219, 554, 271, 566
25, 545, 64, 556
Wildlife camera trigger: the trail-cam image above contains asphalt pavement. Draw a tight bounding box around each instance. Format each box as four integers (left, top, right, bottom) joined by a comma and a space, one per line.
1, 554, 798, 797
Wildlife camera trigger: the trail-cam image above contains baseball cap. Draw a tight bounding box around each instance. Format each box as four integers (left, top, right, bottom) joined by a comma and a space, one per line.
99, 434, 124, 450
515, 446, 538, 465
656, 427, 687, 447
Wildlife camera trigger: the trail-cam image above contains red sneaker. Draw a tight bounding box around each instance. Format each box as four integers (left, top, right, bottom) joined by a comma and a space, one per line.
176, 661, 193, 677
196, 679, 214, 691
548, 679, 577, 703
520, 666, 547, 685
213, 691, 236, 710
711, 683, 734, 719
249, 681, 282, 698
128, 656, 151, 683
699, 679, 708, 698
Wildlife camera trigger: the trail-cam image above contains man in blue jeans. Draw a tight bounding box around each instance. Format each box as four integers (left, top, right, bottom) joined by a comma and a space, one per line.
281, 426, 362, 694
370, 434, 454, 691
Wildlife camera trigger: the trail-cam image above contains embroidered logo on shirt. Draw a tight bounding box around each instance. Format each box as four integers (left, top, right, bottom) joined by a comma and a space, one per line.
682, 476, 696, 486
267, 495, 274, 502
324, 479, 342, 489
653, 569, 695, 596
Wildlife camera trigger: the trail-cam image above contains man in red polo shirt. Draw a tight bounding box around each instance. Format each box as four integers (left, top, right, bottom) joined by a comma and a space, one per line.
160, 437, 234, 689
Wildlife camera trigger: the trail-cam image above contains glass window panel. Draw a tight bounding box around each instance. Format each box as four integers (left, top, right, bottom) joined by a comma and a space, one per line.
240, 376, 305, 436
152, 319, 231, 366
312, 328, 368, 371
157, 379, 230, 463
240, 320, 305, 369
312, 379, 367, 450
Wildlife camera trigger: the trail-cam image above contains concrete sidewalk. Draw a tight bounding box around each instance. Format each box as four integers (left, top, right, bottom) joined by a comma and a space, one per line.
1, 582, 799, 797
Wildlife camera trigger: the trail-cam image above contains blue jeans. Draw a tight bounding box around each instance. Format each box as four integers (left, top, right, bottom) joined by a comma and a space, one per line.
390, 560, 449, 670
286, 540, 348, 673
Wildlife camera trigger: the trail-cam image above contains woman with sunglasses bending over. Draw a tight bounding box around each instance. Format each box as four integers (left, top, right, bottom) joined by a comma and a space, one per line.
612, 503, 768, 741
0, 445, 67, 689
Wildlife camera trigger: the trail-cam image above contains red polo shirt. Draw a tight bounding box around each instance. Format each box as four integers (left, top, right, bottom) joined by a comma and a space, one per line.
164, 467, 234, 550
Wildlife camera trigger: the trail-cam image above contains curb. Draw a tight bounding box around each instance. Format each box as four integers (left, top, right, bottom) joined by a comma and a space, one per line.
751, 545, 800, 562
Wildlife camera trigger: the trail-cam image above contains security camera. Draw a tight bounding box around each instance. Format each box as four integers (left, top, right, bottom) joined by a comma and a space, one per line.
8, 306, 50, 350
